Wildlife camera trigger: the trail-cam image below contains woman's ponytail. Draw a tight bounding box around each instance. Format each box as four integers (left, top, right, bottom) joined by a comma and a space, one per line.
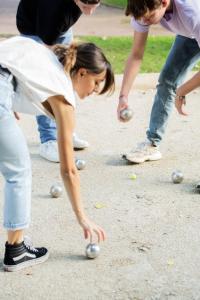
53, 43, 78, 73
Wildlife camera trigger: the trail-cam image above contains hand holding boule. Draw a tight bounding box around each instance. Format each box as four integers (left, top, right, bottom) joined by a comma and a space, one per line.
120, 108, 133, 122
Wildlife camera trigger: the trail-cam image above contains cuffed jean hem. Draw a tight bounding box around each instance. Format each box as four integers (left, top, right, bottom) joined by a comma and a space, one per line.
41, 138, 57, 144
146, 137, 160, 147
4, 221, 30, 231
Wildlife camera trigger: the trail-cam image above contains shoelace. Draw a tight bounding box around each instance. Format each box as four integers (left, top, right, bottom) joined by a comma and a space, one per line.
130, 142, 148, 153
24, 236, 38, 253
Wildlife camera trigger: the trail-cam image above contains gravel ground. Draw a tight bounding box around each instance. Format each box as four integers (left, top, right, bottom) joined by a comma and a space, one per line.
0, 73, 200, 299
0, 2, 198, 300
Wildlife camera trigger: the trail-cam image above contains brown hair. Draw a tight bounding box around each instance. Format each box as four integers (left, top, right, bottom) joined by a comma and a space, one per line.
53, 42, 115, 95
125, 0, 162, 18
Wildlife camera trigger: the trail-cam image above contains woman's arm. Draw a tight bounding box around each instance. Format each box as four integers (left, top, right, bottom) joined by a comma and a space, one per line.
46, 95, 105, 242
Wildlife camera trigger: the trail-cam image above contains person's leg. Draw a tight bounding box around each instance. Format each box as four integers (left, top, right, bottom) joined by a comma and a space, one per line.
37, 115, 60, 162
37, 115, 57, 143
126, 36, 200, 163
147, 36, 200, 145
0, 73, 48, 271
0, 116, 49, 271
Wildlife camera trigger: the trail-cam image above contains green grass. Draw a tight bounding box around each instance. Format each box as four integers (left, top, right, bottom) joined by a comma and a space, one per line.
1, 34, 199, 73
102, 0, 126, 8
78, 36, 176, 74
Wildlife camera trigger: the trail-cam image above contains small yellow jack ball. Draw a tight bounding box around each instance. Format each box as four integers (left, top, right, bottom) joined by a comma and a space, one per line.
130, 173, 137, 180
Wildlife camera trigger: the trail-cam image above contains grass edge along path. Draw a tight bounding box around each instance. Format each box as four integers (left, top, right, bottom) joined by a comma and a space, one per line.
79, 36, 200, 74
102, 0, 126, 9
1, 34, 199, 74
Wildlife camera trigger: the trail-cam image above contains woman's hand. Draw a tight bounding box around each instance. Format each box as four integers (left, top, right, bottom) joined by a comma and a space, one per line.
175, 94, 188, 116
117, 95, 129, 122
78, 216, 106, 243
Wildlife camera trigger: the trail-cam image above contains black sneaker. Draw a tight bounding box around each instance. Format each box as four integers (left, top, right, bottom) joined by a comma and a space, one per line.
3, 239, 49, 272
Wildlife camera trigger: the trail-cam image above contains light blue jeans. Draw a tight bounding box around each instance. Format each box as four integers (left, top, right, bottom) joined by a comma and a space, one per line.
147, 35, 200, 146
36, 29, 73, 143
0, 71, 31, 230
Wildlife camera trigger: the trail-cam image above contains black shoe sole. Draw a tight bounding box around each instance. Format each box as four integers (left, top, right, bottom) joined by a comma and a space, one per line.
3, 251, 49, 272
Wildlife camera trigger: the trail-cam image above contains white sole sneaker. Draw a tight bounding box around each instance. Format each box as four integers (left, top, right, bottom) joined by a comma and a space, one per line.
73, 133, 89, 150
124, 151, 162, 163
123, 141, 162, 164
39, 141, 59, 163
3, 252, 49, 272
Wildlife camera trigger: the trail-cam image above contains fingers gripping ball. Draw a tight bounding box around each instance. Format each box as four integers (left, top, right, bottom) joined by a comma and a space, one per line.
85, 243, 100, 259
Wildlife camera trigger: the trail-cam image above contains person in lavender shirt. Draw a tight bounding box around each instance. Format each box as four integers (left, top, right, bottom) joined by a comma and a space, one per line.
118, 0, 200, 163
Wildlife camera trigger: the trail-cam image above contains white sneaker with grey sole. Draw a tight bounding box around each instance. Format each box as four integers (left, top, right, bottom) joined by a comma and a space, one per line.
39, 140, 59, 162
124, 140, 162, 164
73, 133, 89, 150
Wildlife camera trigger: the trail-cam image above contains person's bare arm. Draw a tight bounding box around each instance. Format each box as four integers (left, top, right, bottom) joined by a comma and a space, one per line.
118, 31, 148, 120
175, 71, 200, 116
46, 95, 105, 242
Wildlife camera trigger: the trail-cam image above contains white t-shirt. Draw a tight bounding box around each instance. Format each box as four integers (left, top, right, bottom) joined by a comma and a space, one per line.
0, 36, 76, 117
131, 0, 200, 47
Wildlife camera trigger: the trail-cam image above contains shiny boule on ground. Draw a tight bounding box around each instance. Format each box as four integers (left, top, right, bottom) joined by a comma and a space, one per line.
50, 184, 63, 198
120, 108, 133, 122
85, 243, 100, 259
195, 182, 200, 193
171, 170, 184, 183
75, 159, 86, 170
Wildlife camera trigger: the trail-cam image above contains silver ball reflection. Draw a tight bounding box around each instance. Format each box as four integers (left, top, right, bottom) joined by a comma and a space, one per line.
195, 182, 200, 193
120, 108, 133, 122
75, 159, 86, 170
171, 170, 184, 184
50, 184, 63, 198
85, 243, 100, 259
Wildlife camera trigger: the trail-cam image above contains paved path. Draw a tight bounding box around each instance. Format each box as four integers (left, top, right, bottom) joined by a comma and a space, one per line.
0, 76, 200, 299
3, 2, 196, 300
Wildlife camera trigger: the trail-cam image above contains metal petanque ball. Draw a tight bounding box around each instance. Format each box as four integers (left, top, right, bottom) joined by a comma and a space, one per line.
195, 182, 200, 193
50, 184, 63, 198
120, 108, 133, 122
85, 243, 100, 259
171, 170, 184, 184
75, 159, 86, 170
